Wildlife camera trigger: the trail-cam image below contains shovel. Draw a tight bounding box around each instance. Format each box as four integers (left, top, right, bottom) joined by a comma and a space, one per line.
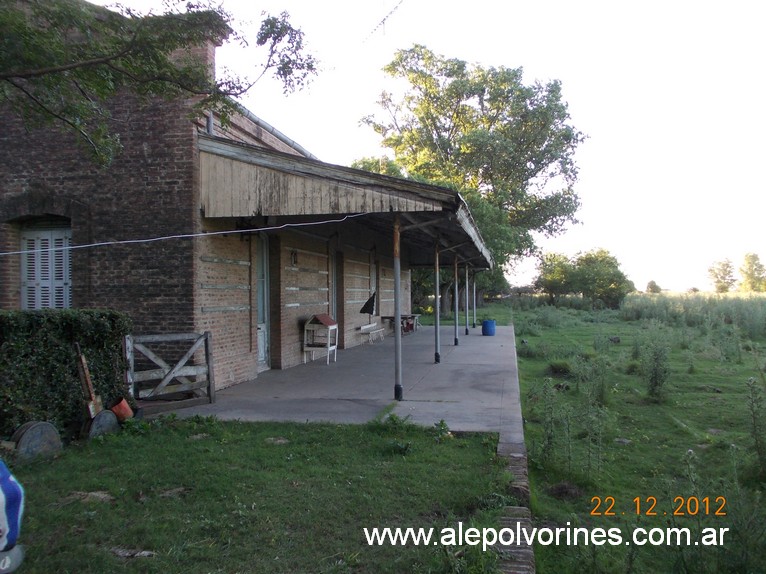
75, 343, 103, 418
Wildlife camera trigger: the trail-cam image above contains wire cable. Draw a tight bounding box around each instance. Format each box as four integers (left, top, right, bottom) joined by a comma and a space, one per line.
0, 212, 369, 257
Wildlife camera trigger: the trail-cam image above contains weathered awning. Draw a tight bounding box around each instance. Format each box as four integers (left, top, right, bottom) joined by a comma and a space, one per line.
198, 134, 493, 269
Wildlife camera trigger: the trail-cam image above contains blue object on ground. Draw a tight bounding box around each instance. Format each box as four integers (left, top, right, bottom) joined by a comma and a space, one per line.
0, 460, 24, 552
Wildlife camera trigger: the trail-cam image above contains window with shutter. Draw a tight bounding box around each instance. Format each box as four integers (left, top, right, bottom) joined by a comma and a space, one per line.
20, 227, 72, 309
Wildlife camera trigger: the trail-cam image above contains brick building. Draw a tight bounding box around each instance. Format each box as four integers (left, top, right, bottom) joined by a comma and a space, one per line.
0, 37, 491, 393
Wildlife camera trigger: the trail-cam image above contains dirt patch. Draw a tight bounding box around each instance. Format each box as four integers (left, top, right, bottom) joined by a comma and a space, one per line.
547, 481, 584, 501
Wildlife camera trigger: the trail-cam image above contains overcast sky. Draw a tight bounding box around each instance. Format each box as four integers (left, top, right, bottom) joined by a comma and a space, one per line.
95, 0, 766, 292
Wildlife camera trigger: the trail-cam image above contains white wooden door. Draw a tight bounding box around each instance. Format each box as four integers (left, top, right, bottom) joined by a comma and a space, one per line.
255, 236, 270, 368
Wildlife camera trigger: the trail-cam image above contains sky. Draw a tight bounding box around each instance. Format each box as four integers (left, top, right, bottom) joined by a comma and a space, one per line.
94, 0, 766, 292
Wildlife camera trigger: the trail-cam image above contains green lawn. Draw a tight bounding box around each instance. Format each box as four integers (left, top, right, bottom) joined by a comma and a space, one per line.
10, 412, 510, 573
417, 299, 514, 328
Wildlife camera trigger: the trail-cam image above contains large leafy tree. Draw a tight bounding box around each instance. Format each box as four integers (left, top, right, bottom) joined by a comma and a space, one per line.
739, 253, 765, 292
0, 0, 317, 164
534, 249, 634, 309
534, 252, 575, 304
708, 259, 736, 293
363, 44, 585, 266
572, 249, 635, 308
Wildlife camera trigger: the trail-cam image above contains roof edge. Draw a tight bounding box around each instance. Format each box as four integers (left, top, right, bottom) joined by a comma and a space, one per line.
233, 104, 319, 160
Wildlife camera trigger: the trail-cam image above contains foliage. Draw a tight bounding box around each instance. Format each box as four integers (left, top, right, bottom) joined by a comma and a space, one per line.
745, 378, 766, 477
708, 259, 736, 293
349, 156, 406, 178
535, 252, 576, 303
363, 44, 585, 266
639, 326, 671, 399
0, 0, 317, 164
573, 249, 635, 308
515, 298, 766, 572
739, 253, 766, 292
0, 309, 131, 441
11, 416, 507, 573
533, 249, 635, 309
619, 292, 766, 340
646, 280, 662, 294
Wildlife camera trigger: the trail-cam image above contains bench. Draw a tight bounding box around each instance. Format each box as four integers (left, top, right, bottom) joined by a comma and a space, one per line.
359, 322, 385, 343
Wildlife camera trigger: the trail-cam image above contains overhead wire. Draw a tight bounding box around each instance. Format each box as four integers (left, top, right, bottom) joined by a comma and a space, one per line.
0, 213, 369, 257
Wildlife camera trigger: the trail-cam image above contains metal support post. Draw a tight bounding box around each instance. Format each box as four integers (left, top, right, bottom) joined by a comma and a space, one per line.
465, 265, 470, 335
454, 258, 459, 346
434, 244, 441, 363
393, 214, 403, 401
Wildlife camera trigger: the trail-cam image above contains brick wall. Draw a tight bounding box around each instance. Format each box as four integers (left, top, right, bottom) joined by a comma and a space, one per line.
341, 247, 375, 345
0, 65, 419, 387
0, 223, 20, 309
193, 222, 259, 389
276, 231, 332, 368
0, 94, 199, 336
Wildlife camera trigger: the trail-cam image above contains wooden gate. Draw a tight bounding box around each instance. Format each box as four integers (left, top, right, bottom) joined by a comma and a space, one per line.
125, 332, 216, 408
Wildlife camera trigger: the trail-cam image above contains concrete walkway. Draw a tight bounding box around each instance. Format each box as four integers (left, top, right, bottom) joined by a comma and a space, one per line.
175, 325, 523, 444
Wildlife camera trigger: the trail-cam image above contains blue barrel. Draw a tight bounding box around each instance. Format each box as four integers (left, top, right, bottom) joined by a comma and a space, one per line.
481, 319, 496, 336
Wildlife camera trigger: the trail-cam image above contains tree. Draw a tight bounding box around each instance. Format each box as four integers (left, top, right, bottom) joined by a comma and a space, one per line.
350, 156, 405, 178
362, 45, 584, 267
708, 259, 736, 293
739, 253, 766, 292
532, 249, 634, 309
646, 280, 662, 294
534, 252, 575, 304
1, 0, 317, 164
571, 249, 635, 309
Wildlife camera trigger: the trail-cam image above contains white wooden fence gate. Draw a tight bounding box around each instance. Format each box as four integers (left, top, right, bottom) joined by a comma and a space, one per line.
125, 332, 216, 408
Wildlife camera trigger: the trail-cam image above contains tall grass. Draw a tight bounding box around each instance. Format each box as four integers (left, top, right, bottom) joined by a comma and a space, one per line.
514, 293, 766, 573
620, 292, 766, 339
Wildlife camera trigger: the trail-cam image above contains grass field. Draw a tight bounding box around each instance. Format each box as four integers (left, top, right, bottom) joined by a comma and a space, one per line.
10, 411, 510, 573
506, 293, 766, 573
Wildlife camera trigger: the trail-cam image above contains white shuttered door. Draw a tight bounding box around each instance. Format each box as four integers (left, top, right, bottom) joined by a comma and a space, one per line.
21, 228, 72, 309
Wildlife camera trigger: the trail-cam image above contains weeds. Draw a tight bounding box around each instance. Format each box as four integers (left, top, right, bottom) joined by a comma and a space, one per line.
539, 378, 557, 466
639, 327, 671, 400
745, 377, 766, 477
433, 419, 454, 443
515, 293, 766, 573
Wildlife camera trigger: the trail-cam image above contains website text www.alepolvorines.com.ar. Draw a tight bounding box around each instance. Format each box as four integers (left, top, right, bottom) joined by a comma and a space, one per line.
363, 522, 730, 552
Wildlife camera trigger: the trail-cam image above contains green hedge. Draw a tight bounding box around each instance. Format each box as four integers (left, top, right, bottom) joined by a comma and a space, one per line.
0, 309, 132, 441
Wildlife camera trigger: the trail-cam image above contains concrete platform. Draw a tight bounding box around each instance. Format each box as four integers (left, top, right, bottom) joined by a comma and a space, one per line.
173, 325, 522, 438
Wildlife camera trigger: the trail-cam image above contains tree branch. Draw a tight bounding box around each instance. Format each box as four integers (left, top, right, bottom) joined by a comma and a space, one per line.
5, 78, 102, 157
0, 19, 146, 81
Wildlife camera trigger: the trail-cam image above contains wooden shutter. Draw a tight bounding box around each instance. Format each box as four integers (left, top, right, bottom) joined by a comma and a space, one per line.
21, 228, 72, 309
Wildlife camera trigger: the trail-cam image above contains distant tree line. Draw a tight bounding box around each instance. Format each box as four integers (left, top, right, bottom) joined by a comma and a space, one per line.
533, 248, 635, 309
709, 253, 766, 294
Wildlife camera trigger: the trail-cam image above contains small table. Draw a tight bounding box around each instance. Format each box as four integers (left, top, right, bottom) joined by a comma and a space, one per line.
381, 314, 421, 335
